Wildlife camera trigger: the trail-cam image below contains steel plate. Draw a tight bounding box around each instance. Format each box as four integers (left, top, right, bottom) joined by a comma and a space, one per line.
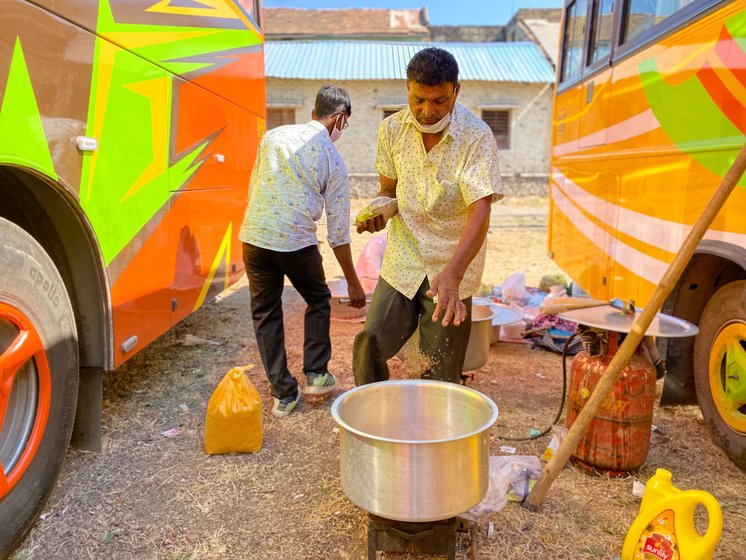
558, 305, 698, 338
473, 298, 523, 327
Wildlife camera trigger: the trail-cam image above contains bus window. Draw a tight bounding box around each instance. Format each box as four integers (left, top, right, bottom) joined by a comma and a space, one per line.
239, 0, 262, 26
588, 0, 616, 65
561, 0, 589, 82
622, 0, 698, 43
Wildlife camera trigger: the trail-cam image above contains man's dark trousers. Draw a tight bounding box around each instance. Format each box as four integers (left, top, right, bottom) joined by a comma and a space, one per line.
243, 243, 331, 400
352, 278, 472, 385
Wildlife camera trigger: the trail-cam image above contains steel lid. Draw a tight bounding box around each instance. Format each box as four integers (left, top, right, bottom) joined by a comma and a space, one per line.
557, 305, 698, 337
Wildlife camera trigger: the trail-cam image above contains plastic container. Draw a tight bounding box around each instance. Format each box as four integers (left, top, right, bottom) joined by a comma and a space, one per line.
622, 468, 722, 560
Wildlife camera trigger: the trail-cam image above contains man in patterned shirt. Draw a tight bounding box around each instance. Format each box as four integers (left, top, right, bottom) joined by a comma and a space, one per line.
353, 48, 502, 385
240, 85, 366, 417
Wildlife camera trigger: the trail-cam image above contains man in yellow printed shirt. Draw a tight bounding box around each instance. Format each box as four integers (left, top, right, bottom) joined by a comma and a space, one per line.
353, 48, 502, 384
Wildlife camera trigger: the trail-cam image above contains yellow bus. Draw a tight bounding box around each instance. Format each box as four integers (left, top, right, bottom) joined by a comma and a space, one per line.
549, 0, 746, 467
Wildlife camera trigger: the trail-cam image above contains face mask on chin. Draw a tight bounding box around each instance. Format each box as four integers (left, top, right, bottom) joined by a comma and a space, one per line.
409, 107, 451, 134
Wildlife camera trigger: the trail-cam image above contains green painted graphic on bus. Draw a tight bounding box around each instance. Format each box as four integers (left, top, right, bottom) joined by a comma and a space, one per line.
79, 0, 261, 265
639, 10, 746, 188
0, 38, 56, 180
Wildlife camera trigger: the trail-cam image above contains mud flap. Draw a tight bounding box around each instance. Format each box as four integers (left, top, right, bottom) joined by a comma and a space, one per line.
70, 366, 102, 452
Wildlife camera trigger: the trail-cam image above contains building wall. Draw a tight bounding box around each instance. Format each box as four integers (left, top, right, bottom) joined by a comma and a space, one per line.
428, 25, 504, 42
267, 77, 553, 197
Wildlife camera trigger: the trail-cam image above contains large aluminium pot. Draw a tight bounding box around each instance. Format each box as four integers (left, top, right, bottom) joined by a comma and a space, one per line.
331, 380, 498, 522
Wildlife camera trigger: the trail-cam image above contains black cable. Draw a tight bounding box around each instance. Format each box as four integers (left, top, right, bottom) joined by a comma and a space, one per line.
494, 331, 576, 442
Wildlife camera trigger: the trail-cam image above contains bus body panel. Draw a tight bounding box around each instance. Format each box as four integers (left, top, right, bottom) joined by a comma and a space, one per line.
1, 0, 264, 368
550, 0, 746, 306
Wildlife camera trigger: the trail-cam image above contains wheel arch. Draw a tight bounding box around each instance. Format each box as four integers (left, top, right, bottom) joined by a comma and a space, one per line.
660, 239, 746, 405
0, 164, 113, 371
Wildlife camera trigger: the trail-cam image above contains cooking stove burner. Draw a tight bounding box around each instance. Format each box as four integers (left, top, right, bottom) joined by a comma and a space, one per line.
367, 514, 475, 559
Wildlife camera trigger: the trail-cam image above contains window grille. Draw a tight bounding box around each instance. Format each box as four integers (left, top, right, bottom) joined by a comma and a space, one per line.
267, 108, 295, 129
481, 110, 510, 150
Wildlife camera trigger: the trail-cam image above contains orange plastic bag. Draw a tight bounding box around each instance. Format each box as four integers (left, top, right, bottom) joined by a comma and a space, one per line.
205, 367, 263, 454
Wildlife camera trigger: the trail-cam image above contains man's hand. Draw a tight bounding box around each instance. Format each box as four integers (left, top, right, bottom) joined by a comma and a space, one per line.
346, 279, 367, 309
332, 243, 367, 309
356, 213, 387, 234
357, 175, 397, 234
427, 268, 467, 327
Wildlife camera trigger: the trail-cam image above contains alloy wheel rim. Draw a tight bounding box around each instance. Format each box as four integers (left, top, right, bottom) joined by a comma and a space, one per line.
708, 321, 746, 434
0, 302, 52, 499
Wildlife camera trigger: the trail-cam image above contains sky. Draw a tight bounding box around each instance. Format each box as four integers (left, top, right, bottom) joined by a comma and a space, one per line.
262, 0, 565, 26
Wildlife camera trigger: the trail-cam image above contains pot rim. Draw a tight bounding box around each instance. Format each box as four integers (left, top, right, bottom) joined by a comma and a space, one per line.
330, 379, 498, 445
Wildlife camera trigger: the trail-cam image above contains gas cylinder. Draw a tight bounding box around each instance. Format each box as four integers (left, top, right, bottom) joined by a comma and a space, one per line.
566, 330, 657, 474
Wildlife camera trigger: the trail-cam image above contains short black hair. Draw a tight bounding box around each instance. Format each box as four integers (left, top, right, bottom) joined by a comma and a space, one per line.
406, 47, 459, 87
314, 85, 351, 119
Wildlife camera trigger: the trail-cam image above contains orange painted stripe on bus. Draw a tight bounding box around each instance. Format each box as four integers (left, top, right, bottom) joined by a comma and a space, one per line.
697, 62, 746, 134
716, 25, 746, 89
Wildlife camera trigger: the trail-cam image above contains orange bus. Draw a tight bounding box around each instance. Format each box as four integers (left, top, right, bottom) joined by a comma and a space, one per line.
0, 0, 264, 554
549, 0, 746, 468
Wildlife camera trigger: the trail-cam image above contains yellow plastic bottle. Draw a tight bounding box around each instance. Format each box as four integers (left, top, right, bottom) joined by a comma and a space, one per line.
622, 469, 722, 560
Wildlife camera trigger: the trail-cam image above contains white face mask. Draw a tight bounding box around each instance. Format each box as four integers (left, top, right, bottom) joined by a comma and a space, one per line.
408, 107, 451, 134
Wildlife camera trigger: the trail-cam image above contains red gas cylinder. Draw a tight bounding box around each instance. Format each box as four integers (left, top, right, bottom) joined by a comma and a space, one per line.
566, 331, 657, 475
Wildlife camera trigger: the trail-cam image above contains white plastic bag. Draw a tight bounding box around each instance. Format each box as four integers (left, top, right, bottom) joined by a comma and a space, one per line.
355, 196, 398, 223
354, 233, 387, 294
463, 455, 542, 520
501, 272, 527, 304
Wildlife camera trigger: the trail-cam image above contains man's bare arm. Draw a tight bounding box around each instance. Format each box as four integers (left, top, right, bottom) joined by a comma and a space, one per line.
427, 196, 492, 327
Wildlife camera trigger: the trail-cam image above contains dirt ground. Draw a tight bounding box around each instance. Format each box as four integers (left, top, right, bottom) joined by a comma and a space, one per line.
12, 199, 746, 559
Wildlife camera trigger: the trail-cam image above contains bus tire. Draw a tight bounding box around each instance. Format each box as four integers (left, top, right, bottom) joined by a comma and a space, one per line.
0, 218, 79, 558
693, 280, 746, 470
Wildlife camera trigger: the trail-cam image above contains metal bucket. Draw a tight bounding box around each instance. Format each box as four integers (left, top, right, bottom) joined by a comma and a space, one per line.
331, 380, 498, 522
462, 304, 495, 371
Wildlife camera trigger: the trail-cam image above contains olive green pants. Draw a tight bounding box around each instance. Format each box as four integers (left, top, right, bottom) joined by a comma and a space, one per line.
352, 278, 472, 385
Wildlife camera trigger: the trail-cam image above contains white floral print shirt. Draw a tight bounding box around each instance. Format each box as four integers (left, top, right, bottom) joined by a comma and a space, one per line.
376, 104, 502, 300
239, 120, 351, 251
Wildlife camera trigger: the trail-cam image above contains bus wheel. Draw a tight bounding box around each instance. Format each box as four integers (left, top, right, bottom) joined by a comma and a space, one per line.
0, 218, 78, 556
694, 280, 746, 470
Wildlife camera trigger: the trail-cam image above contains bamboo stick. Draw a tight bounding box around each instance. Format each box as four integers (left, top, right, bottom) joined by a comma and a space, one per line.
523, 143, 746, 510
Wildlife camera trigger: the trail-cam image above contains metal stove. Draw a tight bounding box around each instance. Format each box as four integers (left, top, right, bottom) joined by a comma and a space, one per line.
367, 514, 476, 559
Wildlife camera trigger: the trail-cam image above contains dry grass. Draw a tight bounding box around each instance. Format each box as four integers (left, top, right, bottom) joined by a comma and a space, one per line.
13, 200, 746, 560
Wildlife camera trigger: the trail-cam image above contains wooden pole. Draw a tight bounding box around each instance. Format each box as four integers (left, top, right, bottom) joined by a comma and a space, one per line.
524, 143, 746, 511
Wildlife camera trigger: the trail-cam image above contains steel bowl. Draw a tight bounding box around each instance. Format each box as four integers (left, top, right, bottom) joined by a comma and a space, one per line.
331, 379, 498, 522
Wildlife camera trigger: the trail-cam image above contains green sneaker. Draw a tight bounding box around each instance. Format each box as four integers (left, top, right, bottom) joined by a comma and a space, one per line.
303, 372, 337, 395
272, 391, 300, 418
